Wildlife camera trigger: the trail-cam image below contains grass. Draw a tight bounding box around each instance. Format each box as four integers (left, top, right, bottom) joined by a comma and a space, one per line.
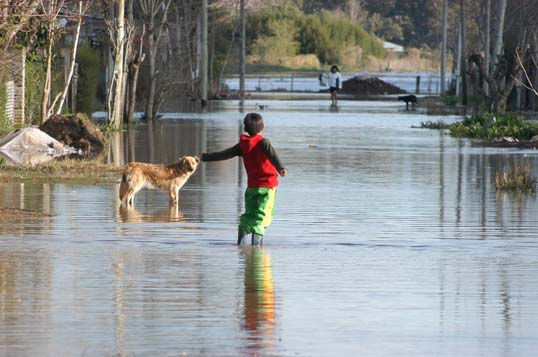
0, 158, 123, 184
494, 164, 536, 193
0, 207, 54, 218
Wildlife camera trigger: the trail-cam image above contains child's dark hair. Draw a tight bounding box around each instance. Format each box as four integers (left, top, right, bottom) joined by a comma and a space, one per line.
243, 113, 264, 136
330, 65, 340, 72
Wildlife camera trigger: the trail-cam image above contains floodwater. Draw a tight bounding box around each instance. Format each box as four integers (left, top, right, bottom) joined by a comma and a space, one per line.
2, 99, 538, 356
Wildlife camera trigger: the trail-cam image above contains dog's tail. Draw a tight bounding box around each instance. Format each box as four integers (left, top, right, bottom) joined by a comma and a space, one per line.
119, 171, 130, 202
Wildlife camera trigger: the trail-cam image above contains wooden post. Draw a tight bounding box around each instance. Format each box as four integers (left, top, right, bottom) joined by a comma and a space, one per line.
201, 0, 208, 105
239, 0, 245, 97
415, 76, 421, 94
291, 74, 294, 91
440, 0, 448, 95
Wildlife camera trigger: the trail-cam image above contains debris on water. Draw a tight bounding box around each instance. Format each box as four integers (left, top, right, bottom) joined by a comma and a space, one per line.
342, 76, 406, 96
40, 113, 107, 157
0, 127, 78, 165
494, 136, 518, 143
0, 207, 54, 218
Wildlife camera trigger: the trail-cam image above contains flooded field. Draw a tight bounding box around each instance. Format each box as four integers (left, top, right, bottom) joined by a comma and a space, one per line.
1, 99, 538, 356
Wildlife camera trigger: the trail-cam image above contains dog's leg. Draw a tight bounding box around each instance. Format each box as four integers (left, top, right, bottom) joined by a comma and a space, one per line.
169, 189, 178, 207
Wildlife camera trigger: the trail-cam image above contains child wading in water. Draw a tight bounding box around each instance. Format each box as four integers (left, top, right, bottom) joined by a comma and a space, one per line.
202, 113, 287, 246
328, 65, 342, 106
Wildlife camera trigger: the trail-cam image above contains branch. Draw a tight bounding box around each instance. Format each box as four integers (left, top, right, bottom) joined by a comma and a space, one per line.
55, 0, 86, 114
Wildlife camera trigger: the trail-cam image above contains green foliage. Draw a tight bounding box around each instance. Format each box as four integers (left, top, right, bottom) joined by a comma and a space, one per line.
302, 0, 450, 48
448, 113, 538, 140
441, 95, 459, 107
247, 8, 385, 66
76, 43, 101, 116
0, 80, 12, 135
252, 18, 300, 63
495, 164, 536, 193
25, 59, 46, 125
418, 120, 450, 130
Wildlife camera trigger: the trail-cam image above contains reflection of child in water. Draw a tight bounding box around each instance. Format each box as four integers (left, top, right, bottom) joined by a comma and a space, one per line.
243, 249, 275, 352
328, 65, 342, 106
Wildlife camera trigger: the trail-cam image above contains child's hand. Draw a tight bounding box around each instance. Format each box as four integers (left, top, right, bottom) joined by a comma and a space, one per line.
280, 168, 287, 177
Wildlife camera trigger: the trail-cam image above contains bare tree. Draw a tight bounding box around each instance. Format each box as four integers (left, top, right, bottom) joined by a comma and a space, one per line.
101, 0, 127, 128
54, 1, 89, 114
0, 0, 39, 83
38, 0, 65, 123
137, 0, 172, 120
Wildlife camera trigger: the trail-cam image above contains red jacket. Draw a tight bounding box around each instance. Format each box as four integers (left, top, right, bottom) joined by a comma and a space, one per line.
240, 134, 279, 188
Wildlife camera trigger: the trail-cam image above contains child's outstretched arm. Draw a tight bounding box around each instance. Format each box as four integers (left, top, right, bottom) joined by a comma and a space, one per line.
201, 144, 241, 162
260, 139, 286, 176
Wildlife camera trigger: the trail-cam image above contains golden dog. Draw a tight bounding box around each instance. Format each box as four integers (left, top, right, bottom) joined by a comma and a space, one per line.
119, 156, 200, 207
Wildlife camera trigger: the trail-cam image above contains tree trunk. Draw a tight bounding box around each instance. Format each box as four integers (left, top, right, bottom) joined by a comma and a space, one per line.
145, 18, 156, 120
484, 0, 491, 95
239, 0, 246, 97
460, 0, 467, 106
440, 0, 448, 95
201, 0, 208, 104
110, 0, 126, 128
492, 0, 506, 65
40, 31, 54, 123
55, 1, 83, 114
493, 94, 507, 113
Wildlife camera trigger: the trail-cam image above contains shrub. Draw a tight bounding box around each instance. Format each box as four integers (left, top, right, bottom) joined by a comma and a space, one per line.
495, 164, 536, 193
251, 18, 300, 64
25, 59, 46, 125
418, 120, 450, 129
0, 80, 12, 135
448, 113, 538, 140
76, 43, 101, 116
247, 8, 385, 67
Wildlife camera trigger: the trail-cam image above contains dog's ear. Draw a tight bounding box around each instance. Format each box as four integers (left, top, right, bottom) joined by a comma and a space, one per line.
194, 155, 200, 163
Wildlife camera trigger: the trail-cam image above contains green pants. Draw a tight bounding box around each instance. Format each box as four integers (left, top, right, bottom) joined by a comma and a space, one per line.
239, 188, 276, 236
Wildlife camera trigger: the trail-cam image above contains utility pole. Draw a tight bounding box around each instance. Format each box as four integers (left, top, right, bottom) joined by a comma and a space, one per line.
239, 0, 246, 97
201, 0, 208, 105
440, 0, 448, 96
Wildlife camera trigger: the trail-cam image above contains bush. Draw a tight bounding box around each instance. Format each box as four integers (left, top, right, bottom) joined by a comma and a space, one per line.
25, 59, 46, 125
0, 80, 12, 135
247, 8, 385, 67
251, 18, 300, 64
495, 164, 536, 193
418, 120, 450, 129
448, 113, 538, 140
76, 43, 101, 116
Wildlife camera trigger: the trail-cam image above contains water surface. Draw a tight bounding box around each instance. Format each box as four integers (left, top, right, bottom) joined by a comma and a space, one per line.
1, 99, 538, 356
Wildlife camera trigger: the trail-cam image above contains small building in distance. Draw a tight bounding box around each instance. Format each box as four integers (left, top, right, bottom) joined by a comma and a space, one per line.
383, 41, 405, 54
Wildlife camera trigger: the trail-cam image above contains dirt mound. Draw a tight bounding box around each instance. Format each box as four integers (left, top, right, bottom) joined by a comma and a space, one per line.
40, 113, 106, 157
342, 76, 406, 95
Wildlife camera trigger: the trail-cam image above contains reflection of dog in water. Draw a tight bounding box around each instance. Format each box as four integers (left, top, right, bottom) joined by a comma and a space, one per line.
118, 204, 185, 223
398, 94, 417, 110
119, 156, 200, 207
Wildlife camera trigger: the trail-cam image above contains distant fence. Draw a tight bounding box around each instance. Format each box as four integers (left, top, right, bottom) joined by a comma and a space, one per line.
225, 73, 453, 95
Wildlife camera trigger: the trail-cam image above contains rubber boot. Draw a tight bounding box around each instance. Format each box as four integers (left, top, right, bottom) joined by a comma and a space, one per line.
237, 230, 249, 246
251, 233, 263, 246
